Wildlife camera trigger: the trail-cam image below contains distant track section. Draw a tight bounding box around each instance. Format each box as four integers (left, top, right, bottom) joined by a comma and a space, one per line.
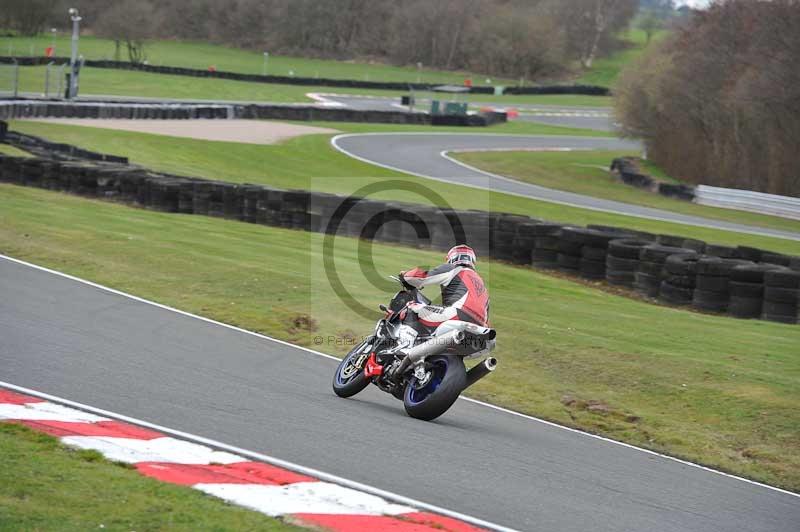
331, 133, 800, 241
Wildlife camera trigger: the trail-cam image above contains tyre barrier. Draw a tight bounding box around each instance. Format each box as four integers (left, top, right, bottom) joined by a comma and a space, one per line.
611, 157, 696, 202
4, 130, 129, 164
560, 227, 628, 280
762, 269, 800, 324
0, 102, 505, 127
691, 257, 753, 313
606, 238, 652, 287
659, 253, 703, 305
2, 151, 799, 325
636, 245, 698, 298
726, 264, 786, 319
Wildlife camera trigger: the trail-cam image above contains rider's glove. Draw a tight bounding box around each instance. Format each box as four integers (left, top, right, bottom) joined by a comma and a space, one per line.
398, 271, 415, 290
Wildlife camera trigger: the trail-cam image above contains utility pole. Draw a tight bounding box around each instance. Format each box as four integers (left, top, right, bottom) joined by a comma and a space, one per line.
67, 7, 82, 99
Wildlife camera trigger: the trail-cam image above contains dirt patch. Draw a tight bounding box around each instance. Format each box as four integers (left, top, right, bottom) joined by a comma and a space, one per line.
561, 394, 640, 424
21, 119, 339, 145
286, 313, 318, 335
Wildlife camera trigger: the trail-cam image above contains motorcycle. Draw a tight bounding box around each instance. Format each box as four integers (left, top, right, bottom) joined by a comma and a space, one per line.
332, 276, 497, 421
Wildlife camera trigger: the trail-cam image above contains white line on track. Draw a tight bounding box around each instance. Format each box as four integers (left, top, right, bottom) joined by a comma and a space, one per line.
1, 253, 798, 503
329, 133, 800, 242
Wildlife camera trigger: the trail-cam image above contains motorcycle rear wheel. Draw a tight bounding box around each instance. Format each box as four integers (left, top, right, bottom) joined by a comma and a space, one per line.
403, 355, 466, 421
332, 342, 371, 398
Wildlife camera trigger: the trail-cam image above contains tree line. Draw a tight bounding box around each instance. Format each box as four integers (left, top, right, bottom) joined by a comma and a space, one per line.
615, 0, 800, 197
2, 0, 640, 81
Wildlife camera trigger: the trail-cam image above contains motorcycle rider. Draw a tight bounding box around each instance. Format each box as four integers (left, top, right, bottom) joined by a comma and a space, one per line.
399, 244, 490, 336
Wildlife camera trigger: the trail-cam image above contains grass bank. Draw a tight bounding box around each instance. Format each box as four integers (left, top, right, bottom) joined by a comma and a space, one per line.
575, 29, 666, 88
0, 422, 298, 530
452, 150, 800, 235
1, 184, 799, 491
8, 120, 800, 255
1, 34, 514, 85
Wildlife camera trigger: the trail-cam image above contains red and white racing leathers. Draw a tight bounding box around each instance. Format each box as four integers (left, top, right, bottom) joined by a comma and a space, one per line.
401, 263, 490, 330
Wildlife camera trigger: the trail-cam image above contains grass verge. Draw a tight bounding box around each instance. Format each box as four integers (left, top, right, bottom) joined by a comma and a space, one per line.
1, 184, 799, 491
0, 422, 299, 530
8, 120, 800, 255
12, 65, 612, 108
452, 150, 800, 235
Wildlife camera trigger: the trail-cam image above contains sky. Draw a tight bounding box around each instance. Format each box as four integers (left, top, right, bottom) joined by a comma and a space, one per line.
675, 0, 712, 8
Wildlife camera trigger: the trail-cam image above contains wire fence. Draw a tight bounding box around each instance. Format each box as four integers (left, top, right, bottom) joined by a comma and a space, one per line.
0, 62, 19, 98
44, 62, 65, 98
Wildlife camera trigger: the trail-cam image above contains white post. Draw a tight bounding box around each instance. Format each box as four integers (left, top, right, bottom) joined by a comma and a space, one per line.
262, 52, 269, 76
68, 7, 82, 99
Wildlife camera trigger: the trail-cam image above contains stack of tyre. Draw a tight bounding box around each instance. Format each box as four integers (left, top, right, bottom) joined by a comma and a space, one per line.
605, 239, 651, 287
692, 257, 752, 312
491, 214, 531, 262
571, 228, 629, 280
511, 222, 540, 265
727, 264, 785, 319
531, 223, 563, 269
704, 244, 738, 258
636, 245, 697, 297
762, 269, 800, 324
554, 226, 582, 273
659, 254, 703, 305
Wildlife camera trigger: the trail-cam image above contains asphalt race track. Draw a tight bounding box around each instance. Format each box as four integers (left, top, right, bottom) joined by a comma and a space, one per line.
320, 94, 616, 131
2, 257, 798, 531
332, 133, 800, 241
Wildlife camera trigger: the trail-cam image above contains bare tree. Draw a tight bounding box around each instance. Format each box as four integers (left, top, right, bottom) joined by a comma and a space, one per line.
94, 0, 156, 64
545, 0, 638, 69
638, 10, 662, 45
4, 0, 56, 36
17, 0, 640, 82
616, 0, 800, 196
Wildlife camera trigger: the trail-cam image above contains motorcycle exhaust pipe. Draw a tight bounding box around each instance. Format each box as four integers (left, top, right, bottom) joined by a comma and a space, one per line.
465, 357, 497, 388
397, 329, 465, 374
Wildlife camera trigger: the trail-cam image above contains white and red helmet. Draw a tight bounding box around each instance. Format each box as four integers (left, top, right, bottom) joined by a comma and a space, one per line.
446, 245, 477, 267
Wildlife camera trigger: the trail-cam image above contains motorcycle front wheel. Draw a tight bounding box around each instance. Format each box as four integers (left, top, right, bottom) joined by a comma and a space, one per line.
403, 355, 466, 421
332, 341, 371, 398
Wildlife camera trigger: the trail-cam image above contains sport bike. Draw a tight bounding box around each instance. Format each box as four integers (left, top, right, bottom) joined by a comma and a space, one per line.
332, 276, 497, 420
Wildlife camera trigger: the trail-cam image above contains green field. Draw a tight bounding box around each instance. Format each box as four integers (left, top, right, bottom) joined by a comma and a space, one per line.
575, 29, 666, 88
1, 34, 516, 85
2, 183, 798, 491
0, 422, 298, 530
452, 150, 800, 235
0, 143, 31, 157
9, 120, 800, 256
9, 65, 613, 108
13, 65, 324, 103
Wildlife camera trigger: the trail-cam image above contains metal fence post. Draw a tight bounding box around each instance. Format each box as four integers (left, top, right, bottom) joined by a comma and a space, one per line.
12, 59, 18, 99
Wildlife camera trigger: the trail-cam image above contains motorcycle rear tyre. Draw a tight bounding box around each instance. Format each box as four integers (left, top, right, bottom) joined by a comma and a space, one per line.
403, 355, 466, 421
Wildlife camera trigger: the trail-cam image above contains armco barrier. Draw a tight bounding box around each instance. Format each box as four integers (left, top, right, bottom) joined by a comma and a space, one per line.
612, 156, 800, 220
0, 147, 797, 325
0, 56, 609, 96
0, 100, 505, 127
695, 185, 800, 221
